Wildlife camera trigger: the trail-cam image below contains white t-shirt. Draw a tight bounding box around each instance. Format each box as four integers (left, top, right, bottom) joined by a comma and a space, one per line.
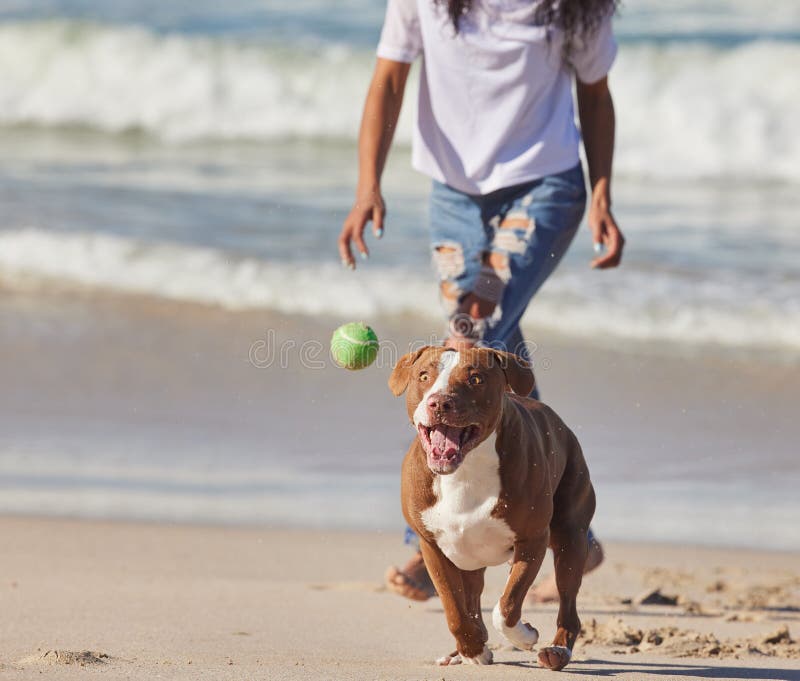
377, 0, 617, 195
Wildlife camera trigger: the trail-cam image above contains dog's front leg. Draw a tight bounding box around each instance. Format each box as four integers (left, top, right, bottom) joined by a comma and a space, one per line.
419, 539, 492, 666
492, 534, 549, 651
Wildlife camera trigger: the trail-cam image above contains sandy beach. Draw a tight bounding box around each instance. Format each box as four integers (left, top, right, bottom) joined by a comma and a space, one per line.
1, 516, 798, 680
0, 3, 798, 681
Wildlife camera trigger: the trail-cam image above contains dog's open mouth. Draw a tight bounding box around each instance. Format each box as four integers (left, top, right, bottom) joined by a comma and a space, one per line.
417, 423, 482, 474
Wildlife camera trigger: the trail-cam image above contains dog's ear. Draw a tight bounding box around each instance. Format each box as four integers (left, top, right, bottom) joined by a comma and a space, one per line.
489, 349, 535, 396
388, 346, 434, 397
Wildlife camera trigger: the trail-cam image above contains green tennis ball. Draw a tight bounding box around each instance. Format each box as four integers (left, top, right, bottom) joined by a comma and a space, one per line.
331, 322, 379, 370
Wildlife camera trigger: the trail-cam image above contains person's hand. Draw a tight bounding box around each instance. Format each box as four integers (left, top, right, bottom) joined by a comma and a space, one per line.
588, 198, 625, 269
338, 185, 385, 270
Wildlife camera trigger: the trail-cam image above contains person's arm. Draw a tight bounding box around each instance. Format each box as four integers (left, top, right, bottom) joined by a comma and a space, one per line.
338, 58, 411, 269
576, 76, 625, 269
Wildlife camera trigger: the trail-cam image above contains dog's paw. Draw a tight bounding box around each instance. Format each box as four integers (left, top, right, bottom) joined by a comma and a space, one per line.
492, 603, 539, 651
436, 644, 493, 666
537, 645, 572, 671
435, 651, 462, 666
461, 645, 493, 665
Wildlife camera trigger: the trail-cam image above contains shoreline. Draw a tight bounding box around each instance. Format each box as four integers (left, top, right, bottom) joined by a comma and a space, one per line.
2, 510, 800, 557
1, 515, 798, 680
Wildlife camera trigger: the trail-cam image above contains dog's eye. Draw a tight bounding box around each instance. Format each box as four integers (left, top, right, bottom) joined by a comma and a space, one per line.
419, 371, 429, 382
468, 374, 484, 386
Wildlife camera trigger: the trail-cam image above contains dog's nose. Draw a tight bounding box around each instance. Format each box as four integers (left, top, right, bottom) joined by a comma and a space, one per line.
427, 393, 455, 413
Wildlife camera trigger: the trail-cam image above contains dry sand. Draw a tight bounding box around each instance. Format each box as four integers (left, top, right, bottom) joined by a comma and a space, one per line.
1, 517, 799, 680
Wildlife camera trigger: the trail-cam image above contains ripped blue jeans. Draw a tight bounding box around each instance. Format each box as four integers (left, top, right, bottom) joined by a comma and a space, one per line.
430, 163, 586, 381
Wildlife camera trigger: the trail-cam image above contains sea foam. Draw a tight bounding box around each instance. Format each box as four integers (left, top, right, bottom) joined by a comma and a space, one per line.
0, 21, 798, 182
0, 228, 797, 352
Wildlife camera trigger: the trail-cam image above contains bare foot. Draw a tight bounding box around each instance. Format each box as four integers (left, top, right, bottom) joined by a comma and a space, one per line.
384, 551, 436, 602
526, 538, 604, 604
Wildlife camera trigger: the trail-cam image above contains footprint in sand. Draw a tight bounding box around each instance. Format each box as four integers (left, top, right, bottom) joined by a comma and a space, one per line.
17, 650, 111, 667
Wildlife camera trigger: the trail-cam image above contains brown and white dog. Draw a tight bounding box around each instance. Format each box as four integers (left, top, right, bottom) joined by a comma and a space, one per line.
389, 345, 595, 671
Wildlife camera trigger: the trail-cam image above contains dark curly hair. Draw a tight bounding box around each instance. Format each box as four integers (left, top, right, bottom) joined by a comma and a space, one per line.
438, 0, 619, 47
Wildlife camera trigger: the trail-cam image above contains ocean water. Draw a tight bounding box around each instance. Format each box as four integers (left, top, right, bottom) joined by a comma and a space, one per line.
0, 0, 798, 549
0, 2, 797, 351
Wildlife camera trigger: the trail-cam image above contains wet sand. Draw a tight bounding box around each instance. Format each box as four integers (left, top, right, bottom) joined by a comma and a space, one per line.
0, 290, 798, 546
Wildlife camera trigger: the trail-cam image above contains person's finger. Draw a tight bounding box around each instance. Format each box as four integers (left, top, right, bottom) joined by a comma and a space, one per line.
353, 222, 370, 260
591, 241, 618, 268
338, 223, 356, 270
591, 251, 615, 268
602, 215, 618, 248
592, 226, 624, 269
591, 220, 613, 267
589, 217, 604, 255
373, 205, 384, 239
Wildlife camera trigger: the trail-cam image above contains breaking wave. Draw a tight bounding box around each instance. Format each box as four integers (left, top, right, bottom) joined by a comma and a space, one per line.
0, 21, 798, 181
0, 228, 798, 352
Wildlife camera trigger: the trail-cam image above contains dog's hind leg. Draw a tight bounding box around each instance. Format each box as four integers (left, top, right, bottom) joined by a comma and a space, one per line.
538, 475, 596, 671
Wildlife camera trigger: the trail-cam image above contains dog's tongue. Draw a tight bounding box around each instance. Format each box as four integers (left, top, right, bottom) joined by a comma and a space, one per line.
430, 424, 461, 457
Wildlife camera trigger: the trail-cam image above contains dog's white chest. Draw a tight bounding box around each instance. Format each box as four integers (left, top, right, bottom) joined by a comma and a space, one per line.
421, 434, 515, 571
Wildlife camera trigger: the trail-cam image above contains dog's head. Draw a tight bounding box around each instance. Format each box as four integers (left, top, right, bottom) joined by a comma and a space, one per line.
389, 346, 534, 475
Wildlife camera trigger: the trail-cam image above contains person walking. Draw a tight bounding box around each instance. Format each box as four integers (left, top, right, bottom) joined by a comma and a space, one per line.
338, 0, 623, 602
